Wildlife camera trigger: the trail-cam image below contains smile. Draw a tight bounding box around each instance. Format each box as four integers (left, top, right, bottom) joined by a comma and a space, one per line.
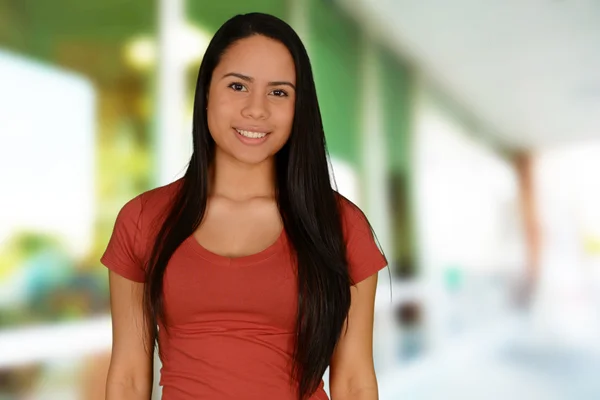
235, 128, 268, 139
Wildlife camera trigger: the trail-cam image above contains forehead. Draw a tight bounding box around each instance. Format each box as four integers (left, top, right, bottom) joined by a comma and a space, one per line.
216, 35, 296, 82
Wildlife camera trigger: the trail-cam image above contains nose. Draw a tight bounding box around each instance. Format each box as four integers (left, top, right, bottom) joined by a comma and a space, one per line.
241, 92, 270, 120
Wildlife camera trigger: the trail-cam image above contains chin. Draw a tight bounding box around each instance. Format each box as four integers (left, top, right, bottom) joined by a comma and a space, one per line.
230, 150, 275, 166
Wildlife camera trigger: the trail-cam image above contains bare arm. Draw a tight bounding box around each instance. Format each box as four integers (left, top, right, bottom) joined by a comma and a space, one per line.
329, 274, 379, 400
105, 271, 154, 400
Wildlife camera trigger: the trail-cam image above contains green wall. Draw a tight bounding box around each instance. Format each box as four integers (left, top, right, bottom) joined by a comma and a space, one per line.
308, 0, 362, 166
380, 49, 412, 173
187, 1, 289, 33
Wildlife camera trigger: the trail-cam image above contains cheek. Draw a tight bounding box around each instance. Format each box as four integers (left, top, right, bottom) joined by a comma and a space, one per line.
277, 101, 295, 129
207, 97, 232, 135
206, 108, 218, 138
273, 110, 294, 148
208, 95, 228, 118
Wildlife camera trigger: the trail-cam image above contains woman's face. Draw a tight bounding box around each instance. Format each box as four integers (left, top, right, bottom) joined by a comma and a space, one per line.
207, 35, 296, 166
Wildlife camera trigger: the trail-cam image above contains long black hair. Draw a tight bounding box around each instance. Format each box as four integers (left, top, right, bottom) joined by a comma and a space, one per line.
144, 13, 352, 400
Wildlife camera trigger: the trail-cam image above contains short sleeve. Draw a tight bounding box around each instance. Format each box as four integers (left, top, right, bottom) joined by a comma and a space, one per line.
100, 196, 146, 282
340, 198, 388, 284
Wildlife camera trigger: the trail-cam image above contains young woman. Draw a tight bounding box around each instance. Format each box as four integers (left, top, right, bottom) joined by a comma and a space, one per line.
102, 12, 387, 400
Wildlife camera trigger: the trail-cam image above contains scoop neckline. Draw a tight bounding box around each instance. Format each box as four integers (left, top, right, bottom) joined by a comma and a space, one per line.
184, 229, 287, 267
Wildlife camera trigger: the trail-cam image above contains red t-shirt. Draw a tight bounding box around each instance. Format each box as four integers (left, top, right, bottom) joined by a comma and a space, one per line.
101, 180, 387, 400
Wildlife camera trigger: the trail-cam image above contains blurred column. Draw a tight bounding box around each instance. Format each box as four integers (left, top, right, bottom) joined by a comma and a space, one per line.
289, 0, 310, 50
360, 33, 393, 271
514, 152, 540, 303
379, 53, 415, 279
360, 32, 397, 374
155, 0, 187, 187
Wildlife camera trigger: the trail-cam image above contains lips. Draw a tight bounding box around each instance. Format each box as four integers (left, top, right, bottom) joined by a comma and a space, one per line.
232, 127, 271, 145
235, 128, 268, 139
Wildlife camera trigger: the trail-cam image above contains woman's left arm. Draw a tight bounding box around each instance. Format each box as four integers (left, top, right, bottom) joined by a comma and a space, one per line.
329, 273, 379, 400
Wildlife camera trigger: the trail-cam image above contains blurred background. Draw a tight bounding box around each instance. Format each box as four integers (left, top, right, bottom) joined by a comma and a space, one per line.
1, 0, 600, 399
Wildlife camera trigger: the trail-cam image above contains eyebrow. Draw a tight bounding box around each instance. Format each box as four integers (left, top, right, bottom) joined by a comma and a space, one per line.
222, 72, 296, 90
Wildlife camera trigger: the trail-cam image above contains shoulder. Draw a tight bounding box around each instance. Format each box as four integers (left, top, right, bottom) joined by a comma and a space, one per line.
115, 178, 183, 237
334, 191, 371, 237
101, 179, 183, 282
129, 178, 182, 222
138, 179, 182, 217
334, 192, 387, 283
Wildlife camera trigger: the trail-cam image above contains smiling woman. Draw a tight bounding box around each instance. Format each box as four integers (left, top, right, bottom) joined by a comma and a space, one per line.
102, 12, 387, 400
207, 36, 296, 161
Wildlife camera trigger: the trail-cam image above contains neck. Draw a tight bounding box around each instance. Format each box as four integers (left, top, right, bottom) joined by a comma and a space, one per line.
210, 150, 276, 201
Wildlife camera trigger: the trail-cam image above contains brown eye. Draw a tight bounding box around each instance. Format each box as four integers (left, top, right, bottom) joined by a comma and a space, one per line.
271, 89, 288, 97
229, 83, 247, 92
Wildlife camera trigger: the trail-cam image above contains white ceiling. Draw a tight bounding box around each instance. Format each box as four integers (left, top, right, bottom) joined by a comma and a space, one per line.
338, 0, 600, 150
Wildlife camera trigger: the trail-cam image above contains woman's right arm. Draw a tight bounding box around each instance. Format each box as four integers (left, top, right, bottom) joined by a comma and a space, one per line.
105, 271, 154, 399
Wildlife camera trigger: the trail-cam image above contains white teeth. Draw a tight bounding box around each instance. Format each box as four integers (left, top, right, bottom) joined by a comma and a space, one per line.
236, 129, 267, 139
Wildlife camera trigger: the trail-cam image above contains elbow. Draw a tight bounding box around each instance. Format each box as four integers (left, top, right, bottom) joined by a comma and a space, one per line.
106, 369, 153, 399
330, 376, 379, 400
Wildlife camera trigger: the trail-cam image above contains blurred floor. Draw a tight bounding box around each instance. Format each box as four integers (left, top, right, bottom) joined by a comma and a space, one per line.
380, 309, 600, 400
